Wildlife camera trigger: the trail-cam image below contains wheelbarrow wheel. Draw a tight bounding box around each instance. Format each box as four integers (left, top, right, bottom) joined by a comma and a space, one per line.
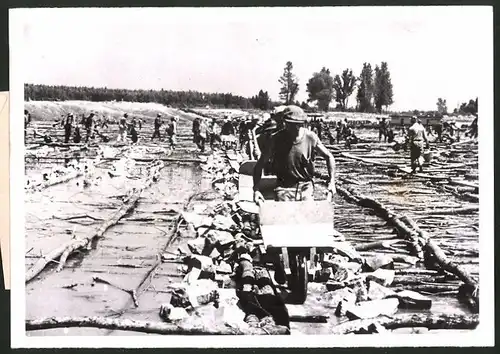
291, 253, 308, 304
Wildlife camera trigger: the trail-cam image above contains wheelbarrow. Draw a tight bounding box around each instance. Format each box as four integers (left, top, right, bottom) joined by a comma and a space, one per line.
238, 160, 336, 304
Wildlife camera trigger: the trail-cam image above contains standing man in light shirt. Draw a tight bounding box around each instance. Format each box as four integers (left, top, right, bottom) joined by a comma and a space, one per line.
408, 116, 429, 173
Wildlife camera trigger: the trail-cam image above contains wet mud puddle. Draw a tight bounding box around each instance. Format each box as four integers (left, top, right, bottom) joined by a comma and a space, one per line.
26, 162, 213, 336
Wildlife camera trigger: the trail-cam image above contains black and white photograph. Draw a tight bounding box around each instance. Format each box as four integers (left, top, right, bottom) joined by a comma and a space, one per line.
9, 6, 494, 347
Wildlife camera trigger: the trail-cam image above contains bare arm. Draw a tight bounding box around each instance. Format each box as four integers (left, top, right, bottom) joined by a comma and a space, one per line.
315, 140, 336, 192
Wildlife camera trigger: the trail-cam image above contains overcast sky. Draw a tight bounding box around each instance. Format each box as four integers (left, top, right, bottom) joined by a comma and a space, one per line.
15, 6, 492, 111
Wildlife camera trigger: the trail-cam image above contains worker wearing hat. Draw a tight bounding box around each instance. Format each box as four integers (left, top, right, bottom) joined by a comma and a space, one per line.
152, 113, 163, 141
253, 105, 336, 285
253, 105, 336, 203
166, 116, 177, 149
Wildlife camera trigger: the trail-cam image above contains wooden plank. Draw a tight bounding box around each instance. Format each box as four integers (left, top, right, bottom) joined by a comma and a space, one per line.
261, 225, 337, 248
259, 201, 333, 225
449, 179, 479, 189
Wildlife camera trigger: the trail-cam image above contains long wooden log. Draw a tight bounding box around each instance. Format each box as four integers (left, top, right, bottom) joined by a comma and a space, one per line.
337, 185, 423, 257
25, 161, 165, 283
354, 239, 402, 251
27, 155, 202, 163
25, 316, 290, 335
27, 169, 83, 192
424, 206, 479, 216
336, 184, 479, 311
341, 152, 400, 168
330, 313, 479, 335
449, 179, 479, 190
399, 216, 479, 305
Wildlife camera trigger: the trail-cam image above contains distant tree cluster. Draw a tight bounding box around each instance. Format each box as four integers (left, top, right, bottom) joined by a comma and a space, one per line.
455, 98, 478, 115
436, 98, 448, 114
24, 84, 279, 110
282, 61, 394, 113
250, 90, 271, 110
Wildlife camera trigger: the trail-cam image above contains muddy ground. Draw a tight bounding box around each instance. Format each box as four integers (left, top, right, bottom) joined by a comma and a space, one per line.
24, 103, 479, 336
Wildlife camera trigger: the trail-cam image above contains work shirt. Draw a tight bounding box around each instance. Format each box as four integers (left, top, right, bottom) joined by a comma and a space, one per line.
408, 123, 427, 142
211, 123, 221, 135
270, 129, 320, 187
199, 121, 208, 139
154, 117, 162, 129
167, 121, 177, 136
221, 121, 235, 135
193, 118, 201, 133
85, 116, 94, 130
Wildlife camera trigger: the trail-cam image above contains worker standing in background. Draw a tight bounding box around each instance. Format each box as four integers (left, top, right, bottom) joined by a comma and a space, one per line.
197, 118, 208, 152
84, 112, 95, 143
63, 113, 74, 143
129, 121, 139, 144
152, 113, 163, 141
117, 114, 128, 143
433, 120, 443, 143
378, 117, 389, 142
468, 114, 478, 139
408, 116, 429, 173
101, 115, 109, 129
73, 124, 82, 143
209, 118, 222, 150
336, 120, 345, 143
221, 117, 235, 136
166, 116, 177, 149
192, 117, 201, 145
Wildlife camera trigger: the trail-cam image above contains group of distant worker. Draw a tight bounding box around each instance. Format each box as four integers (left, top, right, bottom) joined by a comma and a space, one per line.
192, 108, 479, 177
24, 105, 478, 177
24, 110, 179, 148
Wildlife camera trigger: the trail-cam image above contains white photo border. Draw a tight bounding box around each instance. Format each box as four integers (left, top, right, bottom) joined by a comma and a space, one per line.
9, 6, 495, 348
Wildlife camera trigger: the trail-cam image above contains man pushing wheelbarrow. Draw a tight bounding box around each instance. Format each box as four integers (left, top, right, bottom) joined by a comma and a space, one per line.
250, 105, 336, 301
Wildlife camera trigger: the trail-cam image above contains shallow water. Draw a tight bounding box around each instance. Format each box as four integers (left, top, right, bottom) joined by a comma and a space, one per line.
26, 162, 212, 336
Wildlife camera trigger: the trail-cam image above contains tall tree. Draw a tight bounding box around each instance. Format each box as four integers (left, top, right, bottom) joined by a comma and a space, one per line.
373, 62, 394, 113
356, 63, 374, 112
278, 61, 299, 105
459, 98, 478, 115
436, 98, 448, 114
306, 67, 334, 112
332, 69, 357, 111
251, 90, 271, 110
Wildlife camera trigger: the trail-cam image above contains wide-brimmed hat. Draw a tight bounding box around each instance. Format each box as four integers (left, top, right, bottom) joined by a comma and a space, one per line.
282, 105, 307, 124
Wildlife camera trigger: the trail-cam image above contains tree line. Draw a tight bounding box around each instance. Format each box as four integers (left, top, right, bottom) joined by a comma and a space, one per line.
278, 61, 394, 113
26, 65, 476, 116
24, 83, 280, 110
435, 97, 478, 116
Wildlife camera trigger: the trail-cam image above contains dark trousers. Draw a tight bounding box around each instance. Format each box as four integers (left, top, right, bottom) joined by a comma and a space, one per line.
197, 136, 206, 152
64, 126, 72, 143
152, 128, 161, 140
